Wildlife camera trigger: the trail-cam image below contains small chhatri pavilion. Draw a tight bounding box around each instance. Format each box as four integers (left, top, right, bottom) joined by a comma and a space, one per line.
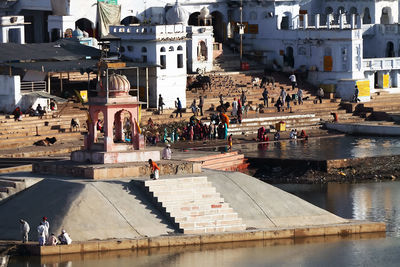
71, 61, 160, 164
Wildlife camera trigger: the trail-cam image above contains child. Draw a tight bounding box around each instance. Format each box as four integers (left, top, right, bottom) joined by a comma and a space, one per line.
228, 134, 233, 150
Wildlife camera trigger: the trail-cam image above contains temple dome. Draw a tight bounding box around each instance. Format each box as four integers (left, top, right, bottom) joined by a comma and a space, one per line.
108, 74, 130, 97
166, 2, 189, 25
199, 7, 211, 19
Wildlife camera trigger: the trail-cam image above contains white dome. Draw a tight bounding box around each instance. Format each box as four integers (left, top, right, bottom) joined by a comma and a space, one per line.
199, 7, 211, 19
166, 3, 189, 25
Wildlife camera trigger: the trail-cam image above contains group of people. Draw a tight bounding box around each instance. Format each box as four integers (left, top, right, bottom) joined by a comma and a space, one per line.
257, 127, 308, 142
272, 87, 304, 112
12, 101, 58, 121
19, 217, 72, 246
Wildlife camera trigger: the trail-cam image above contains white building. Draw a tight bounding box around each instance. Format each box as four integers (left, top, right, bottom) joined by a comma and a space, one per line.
1, 0, 400, 102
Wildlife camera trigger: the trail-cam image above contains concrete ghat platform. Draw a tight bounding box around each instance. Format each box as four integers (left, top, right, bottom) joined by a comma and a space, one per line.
32, 160, 202, 179
25, 221, 385, 256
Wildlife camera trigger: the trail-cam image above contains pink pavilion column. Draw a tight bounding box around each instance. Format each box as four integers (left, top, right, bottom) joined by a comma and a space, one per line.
103, 108, 114, 152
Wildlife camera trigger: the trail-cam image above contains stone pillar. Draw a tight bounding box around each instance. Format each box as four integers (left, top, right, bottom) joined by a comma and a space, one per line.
357, 15, 362, 29
276, 15, 280, 29
339, 14, 345, 29
315, 14, 320, 29
303, 14, 308, 29
327, 14, 332, 29
103, 109, 114, 152
350, 14, 356, 29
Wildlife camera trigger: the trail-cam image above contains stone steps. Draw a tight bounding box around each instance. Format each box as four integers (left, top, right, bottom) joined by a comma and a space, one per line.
0, 132, 83, 149
0, 178, 27, 201
186, 151, 248, 171
141, 177, 246, 234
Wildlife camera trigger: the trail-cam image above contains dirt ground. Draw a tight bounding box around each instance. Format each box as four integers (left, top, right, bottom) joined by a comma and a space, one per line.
250, 155, 400, 184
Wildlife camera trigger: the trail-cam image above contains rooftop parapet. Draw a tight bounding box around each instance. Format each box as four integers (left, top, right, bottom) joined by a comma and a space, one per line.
109, 24, 187, 41
280, 13, 363, 31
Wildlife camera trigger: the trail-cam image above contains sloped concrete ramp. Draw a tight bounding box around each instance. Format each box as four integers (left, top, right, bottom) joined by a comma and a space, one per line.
205, 170, 348, 228
0, 175, 175, 241
0, 171, 348, 242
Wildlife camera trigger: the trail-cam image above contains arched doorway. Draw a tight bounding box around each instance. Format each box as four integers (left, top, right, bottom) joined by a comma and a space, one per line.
281, 12, 292, 29
348, 7, 357, 22
211, 11, 225, 43
324, 47, 333, 71
381, 7, 392, 24
121, 16, 140, 26
363, 8, 372, 24
284, 46, 294, 67
323, 7, 333, 25
75, 18, 94, 37
188, 12, 200, 26
386, 41, 395, 57
336, 6, 345, 23
197, 41, 208, 61
114, 110, 133, 143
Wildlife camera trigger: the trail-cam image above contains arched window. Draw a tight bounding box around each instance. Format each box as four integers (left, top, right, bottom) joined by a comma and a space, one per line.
141, 47, 147, 53
280, 12, 292, 29
197, 41, 207, 61
386, 41, 395, 57
169, 46, 174, 52
177, 45, 183, 50
177, 54, 183, 68
127, 46, 133, 52
160, 47, 166, 52
363, 8, 372, 24
381, 7, 392, 24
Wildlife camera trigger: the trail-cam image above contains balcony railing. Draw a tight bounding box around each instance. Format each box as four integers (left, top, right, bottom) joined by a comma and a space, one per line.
20, 81, 46, 92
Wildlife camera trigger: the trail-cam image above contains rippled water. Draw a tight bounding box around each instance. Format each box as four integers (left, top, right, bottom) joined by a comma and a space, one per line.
237, 136, 400, 160
8, 181, 400, 267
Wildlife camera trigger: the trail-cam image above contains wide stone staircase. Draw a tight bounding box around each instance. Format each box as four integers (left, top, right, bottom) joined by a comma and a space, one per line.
0, 101, 87, 156
136, 176, 246, 234
355, 91, 400, 121
186, 151, 248, 171
142, 71, 364, 135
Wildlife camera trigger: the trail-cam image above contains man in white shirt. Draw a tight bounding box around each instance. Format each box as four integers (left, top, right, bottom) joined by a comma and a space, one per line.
289, 73, 297, 90
20, 219, 30, 243
162, 144, 172, 160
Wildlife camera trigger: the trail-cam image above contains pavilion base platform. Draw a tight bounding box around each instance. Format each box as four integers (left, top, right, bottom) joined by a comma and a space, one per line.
32, 160, 202, 180
71, 150, 160, 164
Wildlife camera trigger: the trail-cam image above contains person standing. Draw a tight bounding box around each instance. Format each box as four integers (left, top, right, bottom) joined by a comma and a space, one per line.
37, 222, 46, 246
20, 219, 30, 243
219, 94, 224, 106
198, 96, 204, 116
175, 97, 182, 118
280, 88, 287, 109
289, 72, 297, 91
317, 87, 324, 104
190, 99, 198, 115
42, 217, 49, 241
148, 159, 160, 180
297, 88, 303, 105
285, 94, 291, 110
232, 98, 238, 117
158, 94, 165, 114
162, 144, 172, 160
240, 91, 247, 107
262, 88, 269, 107
353, 85, 360, 103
